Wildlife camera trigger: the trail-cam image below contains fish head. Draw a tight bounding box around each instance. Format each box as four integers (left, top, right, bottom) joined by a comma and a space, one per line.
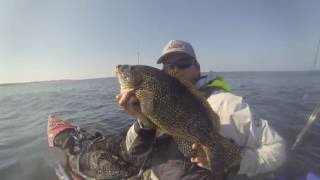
115, 65, 147, 92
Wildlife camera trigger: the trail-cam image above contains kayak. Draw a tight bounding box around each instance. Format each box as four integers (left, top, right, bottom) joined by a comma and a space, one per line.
47, 115, 143, 180
47, 115, 320, 180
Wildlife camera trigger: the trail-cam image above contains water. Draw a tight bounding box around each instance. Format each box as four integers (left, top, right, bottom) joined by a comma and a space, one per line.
0, 71, 319, 179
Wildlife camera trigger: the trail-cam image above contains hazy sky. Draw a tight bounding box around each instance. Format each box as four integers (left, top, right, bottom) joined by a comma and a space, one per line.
1, 0, 320, 83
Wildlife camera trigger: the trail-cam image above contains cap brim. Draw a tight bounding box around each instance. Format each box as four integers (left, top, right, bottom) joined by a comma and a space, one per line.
157, 51, 195, 64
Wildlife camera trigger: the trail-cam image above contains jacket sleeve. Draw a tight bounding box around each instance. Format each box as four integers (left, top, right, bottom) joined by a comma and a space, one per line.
231, 100, 286, 177
207, 93, 286, 177
125, 120, 156, 158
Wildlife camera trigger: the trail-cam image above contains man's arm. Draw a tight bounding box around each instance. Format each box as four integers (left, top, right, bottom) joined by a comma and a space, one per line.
116, 91, 156, 158
235, 112, 286, 177
229, 99, 286, 177
125, 120, 156, 156
193, 92, 286, 177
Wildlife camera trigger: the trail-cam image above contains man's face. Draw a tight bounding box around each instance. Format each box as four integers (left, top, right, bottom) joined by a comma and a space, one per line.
161, 54, 200, 83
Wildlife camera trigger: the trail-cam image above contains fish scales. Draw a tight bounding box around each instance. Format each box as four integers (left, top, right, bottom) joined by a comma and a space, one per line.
116, 65, 241, 179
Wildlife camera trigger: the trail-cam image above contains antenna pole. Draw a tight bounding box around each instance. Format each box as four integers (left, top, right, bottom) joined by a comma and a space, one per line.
313, 39, 320, 70
137, 41, 140, 65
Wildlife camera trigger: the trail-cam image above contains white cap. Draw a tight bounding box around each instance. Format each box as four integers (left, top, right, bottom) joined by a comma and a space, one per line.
157, 40, 196, 64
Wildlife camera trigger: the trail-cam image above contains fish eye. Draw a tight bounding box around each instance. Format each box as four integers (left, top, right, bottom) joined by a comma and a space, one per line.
125, 76, 131, 82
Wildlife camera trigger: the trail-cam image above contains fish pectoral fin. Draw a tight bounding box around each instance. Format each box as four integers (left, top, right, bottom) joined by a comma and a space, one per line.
173, 137, 197, 158
201, 134, 226, 179
219, 135, 242, 169
205, 143, 224, 179
139, 90, 154, 115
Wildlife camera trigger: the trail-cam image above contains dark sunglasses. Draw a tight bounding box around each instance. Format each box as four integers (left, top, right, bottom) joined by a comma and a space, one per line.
163, 58, 195, 70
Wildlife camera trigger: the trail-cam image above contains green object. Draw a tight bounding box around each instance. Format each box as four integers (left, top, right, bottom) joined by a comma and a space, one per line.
207, 76, 232, 92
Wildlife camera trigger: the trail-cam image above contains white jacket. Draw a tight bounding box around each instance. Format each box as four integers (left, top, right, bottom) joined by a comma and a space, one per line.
197, 72, 286, 177
126, 72, 286, 178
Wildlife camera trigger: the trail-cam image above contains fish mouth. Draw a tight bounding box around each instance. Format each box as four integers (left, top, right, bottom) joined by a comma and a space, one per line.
114, 65, 130, 81
115, 65, 127, 81
114, 64, 130, 75
115, 65, 133, 92
114, 65, 121, 77
115, 65, 143, 93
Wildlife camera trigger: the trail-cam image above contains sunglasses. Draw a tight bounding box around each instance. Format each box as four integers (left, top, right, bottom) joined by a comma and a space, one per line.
163, 58, 195, 70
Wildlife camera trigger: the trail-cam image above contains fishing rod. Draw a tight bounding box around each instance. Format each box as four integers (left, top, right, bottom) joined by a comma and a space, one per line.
53, 160, 71, 180
291, 104, 320, 150
312, 39, 320, 70
291, 39, 320, 150
48, 148, 71, 180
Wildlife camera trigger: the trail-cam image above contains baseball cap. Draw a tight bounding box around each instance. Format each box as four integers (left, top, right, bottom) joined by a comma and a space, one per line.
157, 40, 197, 64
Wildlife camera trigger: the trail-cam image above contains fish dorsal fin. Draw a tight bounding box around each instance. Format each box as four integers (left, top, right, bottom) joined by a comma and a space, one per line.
166, 70, 220, 131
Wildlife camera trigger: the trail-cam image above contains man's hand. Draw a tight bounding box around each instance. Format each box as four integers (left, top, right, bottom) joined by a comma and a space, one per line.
116, 90, 142, 117
116, 91, 155, 128
190, 143, 210, 170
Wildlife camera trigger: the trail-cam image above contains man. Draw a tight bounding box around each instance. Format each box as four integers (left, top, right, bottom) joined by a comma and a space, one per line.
117, 40, 286, 179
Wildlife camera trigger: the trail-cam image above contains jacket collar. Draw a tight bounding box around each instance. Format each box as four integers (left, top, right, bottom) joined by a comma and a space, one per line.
196, 71, 217, 88
196, 71, 232, 94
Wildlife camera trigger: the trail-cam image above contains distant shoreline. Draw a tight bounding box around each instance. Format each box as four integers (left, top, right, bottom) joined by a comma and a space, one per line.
0, 77, 114, 86
1, 70, 319, 86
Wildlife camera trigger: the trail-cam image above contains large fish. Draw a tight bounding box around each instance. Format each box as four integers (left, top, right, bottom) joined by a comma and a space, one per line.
115, 65, 241, 179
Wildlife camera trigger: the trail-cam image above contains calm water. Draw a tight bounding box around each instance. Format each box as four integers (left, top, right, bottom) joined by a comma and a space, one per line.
0, 71, 319, 180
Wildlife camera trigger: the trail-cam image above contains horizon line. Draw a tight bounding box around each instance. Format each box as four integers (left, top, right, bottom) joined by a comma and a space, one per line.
1, 69, 319, 86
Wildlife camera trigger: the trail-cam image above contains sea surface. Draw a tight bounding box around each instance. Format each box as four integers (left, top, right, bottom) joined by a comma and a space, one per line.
0, 71, 319, 180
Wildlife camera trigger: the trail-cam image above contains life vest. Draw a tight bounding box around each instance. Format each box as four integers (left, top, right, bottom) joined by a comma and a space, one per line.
198, 75, 232, 98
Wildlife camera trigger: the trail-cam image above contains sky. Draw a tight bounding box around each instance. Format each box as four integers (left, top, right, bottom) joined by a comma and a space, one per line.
1, 0, 320, 84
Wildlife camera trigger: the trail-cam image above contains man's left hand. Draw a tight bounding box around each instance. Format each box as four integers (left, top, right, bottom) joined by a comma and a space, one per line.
190, 143, 210, 170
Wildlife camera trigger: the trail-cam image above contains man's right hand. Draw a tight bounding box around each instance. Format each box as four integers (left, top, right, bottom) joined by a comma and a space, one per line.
190, 143, 210, 170
116, 91, 155, 129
